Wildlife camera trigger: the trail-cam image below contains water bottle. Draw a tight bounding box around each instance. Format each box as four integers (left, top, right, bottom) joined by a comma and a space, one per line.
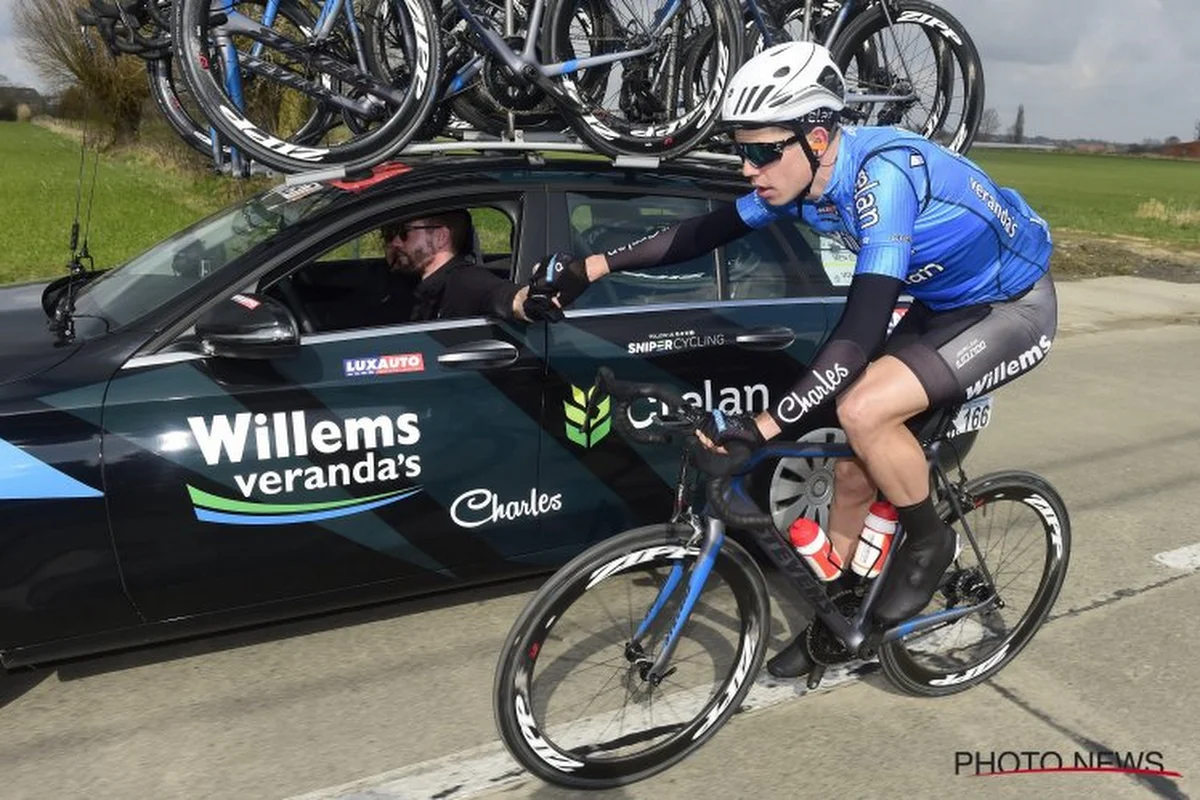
850, 500, 899, 579
788, 517, 844, 582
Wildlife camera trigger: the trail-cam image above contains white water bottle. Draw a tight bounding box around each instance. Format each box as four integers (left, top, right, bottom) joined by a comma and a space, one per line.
850, 500, 899, 579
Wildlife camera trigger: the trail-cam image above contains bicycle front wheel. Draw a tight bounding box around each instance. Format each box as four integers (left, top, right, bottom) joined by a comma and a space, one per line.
494, 523, 769, 789
878, 470, 1070, 696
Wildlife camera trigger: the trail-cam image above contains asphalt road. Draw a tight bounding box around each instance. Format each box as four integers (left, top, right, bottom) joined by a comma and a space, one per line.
2, 315, 1198, 800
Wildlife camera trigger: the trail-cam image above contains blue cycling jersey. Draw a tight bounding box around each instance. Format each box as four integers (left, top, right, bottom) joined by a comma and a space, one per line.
735, 127, 1053, 311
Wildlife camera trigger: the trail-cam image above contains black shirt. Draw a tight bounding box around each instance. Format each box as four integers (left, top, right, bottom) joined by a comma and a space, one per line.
408, 255, 520, 322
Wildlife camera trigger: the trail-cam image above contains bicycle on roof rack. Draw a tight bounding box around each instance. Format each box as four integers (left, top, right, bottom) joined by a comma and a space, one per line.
493, 366, 1069, 788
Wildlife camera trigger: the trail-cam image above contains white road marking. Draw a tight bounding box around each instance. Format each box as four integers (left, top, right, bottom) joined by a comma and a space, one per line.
1153, 542, 1200, 571
285, 662, 870, 800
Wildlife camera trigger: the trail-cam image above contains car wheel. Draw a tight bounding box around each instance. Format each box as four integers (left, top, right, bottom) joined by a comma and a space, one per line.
767, 427, 848, 534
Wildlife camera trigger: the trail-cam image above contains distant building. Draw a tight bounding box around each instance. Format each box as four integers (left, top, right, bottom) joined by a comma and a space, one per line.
1160, 141, 1200, 159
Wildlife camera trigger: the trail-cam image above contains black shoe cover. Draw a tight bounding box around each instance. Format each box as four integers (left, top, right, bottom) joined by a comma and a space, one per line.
766, 634, 814, 678
872, 526, 957, 625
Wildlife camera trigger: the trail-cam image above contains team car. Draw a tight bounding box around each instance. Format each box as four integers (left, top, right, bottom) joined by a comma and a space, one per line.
0, 146, 983, 667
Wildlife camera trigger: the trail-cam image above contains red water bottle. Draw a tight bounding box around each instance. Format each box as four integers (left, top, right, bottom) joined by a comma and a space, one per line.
788, 518, 844, 582
850, 500, 899, 579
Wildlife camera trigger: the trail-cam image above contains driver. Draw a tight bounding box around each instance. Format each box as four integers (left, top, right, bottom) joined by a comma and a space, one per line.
521, 42, 1058, 679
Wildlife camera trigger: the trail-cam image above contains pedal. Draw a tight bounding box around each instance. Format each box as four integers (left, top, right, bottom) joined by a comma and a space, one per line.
805, 664, 826, 690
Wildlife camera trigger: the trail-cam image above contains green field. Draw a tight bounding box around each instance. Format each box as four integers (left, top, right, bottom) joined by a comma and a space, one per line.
0, 122, 265, 286
1, 122, 1198, 287
967, 148, 1200, 247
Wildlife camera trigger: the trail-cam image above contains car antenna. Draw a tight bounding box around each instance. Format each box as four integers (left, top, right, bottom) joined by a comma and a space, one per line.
50, 22, 104, 344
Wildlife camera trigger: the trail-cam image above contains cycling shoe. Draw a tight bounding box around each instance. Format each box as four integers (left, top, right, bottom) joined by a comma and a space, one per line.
766, 634, 814, 678
872, 525, 957, 625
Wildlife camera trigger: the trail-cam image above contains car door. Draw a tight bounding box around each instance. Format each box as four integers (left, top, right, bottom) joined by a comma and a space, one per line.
101, 194, 550, 621
530, 184, 838, 553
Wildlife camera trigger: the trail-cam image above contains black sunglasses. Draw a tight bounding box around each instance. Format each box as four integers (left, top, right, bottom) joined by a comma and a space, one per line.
732, 135, 801, 168
382, 222, 442, 242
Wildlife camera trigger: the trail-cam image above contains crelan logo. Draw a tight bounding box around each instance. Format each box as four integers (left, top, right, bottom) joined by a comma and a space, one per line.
564, 384, 611, 448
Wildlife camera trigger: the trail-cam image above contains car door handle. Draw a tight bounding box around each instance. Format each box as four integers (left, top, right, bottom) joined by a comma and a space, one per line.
437, 340, 520, 369
736, 327, 796, 351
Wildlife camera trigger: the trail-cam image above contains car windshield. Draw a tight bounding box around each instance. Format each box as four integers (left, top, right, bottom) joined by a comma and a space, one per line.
69, 181, 338, 336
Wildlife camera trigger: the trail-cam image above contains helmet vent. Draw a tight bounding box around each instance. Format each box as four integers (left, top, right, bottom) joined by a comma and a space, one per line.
773, 66, 790, 78
817, 65, 844, 96
749, 84, 775, 113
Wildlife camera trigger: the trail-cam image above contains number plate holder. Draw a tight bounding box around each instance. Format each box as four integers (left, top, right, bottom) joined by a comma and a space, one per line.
949, 395, 994, 436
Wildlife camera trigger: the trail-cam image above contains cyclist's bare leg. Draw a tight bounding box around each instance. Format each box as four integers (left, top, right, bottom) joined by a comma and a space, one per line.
835, 356, 930, 502
828, 459, 875, 565
837, 355, 957, 623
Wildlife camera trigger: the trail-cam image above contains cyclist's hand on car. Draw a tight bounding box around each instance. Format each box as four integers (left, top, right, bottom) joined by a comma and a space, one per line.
525, 252, 590, 322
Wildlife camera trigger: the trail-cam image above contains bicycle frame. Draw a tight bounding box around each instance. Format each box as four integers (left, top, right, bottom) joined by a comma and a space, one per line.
445, 0, 690, 104
210, 0, 410, 117
635, 438, 996, 683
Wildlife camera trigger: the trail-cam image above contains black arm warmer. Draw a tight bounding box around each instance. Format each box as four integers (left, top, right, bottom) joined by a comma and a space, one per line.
604, 203, 752, 272
768, 273, 904, 432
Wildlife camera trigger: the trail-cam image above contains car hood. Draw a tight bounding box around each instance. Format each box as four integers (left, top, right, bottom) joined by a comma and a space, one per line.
0, 281, 85, 385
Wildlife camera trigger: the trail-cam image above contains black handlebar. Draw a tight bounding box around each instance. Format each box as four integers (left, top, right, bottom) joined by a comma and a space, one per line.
591, 368, 776, 531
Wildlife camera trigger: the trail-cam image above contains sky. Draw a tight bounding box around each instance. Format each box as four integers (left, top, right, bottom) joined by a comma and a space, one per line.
2, 0, 1198, 143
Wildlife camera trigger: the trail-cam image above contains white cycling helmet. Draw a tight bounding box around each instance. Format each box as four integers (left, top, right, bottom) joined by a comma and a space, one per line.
721, 42, 846, 129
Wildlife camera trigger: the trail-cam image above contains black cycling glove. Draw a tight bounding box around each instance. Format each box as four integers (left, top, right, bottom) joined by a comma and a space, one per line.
525, 252, 590, 322
690, 410, 766, 477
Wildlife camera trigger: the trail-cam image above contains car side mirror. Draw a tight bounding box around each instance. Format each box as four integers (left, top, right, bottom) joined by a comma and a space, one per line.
195, 293, 300, 359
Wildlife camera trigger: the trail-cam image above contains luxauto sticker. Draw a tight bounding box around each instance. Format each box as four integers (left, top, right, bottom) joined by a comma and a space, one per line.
184, 409, 423, 524
344, 352, 425, 378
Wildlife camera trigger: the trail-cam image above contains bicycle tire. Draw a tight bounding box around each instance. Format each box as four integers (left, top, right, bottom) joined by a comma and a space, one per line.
146, 56, 225, 158
174, 0, 441, 174
494, 523, 770, 789
830, 0, 984, 154
878, 470, 1070, 696
543, 0, 742, 159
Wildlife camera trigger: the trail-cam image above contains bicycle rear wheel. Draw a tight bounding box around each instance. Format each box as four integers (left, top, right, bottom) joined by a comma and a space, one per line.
544, 0, 742, 159
878, 470, 1070, 695
830, 0, 983, 154
494, 523, 769, 788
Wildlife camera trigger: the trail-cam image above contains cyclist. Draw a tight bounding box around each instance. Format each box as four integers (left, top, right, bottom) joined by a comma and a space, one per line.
523, 41, 1058, 678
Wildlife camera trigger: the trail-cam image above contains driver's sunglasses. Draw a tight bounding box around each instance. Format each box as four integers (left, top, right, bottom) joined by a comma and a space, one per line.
733, 135, 801, 168
381, 222, 441, 242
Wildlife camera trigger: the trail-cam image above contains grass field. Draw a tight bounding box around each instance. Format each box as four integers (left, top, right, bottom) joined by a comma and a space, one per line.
1, 121, 1197, 287
967, 148, 1200, 247
0, 122, 267, 286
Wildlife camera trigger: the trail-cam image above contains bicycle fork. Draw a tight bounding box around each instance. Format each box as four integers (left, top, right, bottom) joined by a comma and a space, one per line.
627, 516, 724, 685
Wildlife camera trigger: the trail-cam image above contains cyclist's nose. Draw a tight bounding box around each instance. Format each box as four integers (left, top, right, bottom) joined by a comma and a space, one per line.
741, 159, 759, 179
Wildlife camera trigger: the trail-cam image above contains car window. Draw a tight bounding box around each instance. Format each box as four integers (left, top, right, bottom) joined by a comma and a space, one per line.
277, 201, 520, 333
723, 220, 845, 300
565, 192, 718, 310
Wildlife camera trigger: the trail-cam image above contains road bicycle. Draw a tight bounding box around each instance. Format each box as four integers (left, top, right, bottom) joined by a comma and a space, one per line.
494, 367, 1069, 788
173, 0, 742, 173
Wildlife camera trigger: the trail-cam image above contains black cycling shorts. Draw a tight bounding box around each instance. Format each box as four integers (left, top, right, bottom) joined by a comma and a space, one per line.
884, 272, 1058, 407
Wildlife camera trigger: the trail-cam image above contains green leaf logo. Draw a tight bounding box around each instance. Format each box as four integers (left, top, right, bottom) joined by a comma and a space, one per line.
564, 384, 611, 448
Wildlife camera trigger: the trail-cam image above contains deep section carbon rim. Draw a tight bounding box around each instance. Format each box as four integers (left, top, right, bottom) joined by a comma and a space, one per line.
494, 525, 768, 788
878, 472, 1069, 695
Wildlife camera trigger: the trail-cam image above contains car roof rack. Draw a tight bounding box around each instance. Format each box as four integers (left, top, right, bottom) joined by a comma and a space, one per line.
284, 132, 740, 185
